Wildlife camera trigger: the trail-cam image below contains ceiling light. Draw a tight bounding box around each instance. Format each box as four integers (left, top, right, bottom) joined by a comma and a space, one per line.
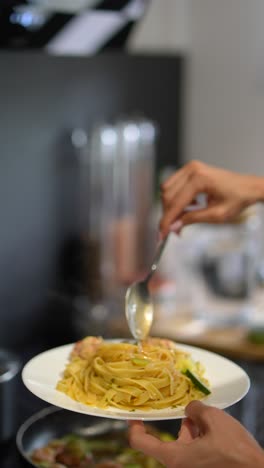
123, 0, 147, 20
46, 10, 128, 55
12, 5, 50, 30
29, 0, 101, 14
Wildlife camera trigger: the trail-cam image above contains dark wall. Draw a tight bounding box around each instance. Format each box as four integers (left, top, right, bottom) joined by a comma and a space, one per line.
0, 51, 184, 349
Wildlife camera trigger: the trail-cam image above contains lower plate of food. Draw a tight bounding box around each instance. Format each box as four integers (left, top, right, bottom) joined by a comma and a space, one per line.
22, 337, 250, 420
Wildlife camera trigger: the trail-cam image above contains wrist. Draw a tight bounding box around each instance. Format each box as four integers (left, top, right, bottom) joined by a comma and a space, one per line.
247, 176, 264, 204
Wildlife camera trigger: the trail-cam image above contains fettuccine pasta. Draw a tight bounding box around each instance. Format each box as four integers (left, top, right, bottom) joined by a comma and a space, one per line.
56, 337, 210, 411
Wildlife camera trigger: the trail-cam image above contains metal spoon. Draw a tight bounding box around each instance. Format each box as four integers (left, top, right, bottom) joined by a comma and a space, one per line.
125, 235, 169, 341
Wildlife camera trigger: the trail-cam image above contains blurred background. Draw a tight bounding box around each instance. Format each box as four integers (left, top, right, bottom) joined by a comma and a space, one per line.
0, 0, 264, 465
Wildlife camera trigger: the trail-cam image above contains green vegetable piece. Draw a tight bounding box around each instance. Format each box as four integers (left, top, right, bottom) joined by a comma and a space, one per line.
247, 328, 264, 345
116, 447, 139, 464
122, 448, 137, 455
183, 369, 211, 395
159, 432, 175, 442
62, 434, 80, 443
146, 457, 160, 468
132, 358, 150, 366
86, 439, 120, 452
124, 464, 142, 468
36, 462, 52, 468
65, 437, 89, 458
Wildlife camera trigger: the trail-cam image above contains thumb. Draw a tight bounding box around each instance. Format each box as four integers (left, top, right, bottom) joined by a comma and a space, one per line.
185, 401, 216, 434
180, 205, 227, 226
178, 418, 200, 443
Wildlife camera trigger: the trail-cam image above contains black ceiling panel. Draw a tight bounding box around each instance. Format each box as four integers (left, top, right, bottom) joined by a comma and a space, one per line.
0, 0, 149, 51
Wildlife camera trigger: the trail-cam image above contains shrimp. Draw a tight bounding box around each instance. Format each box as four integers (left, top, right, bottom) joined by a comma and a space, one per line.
71, 336, 103, 360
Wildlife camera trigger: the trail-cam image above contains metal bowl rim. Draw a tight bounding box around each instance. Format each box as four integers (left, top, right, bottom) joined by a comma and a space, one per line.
16, 406, 62, 467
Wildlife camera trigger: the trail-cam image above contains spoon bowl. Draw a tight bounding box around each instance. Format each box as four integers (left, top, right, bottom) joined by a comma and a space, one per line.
125, 281, 153, 341
125, 236, 168, 341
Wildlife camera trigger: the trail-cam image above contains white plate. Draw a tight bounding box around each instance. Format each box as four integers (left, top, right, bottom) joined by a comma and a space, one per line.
22, 341, 250, 421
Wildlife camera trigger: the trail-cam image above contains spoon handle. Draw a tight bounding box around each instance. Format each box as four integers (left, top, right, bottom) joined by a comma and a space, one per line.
146, 235, 169, 282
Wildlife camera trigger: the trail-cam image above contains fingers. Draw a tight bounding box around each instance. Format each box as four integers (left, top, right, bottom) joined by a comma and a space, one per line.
161, 165, 189, 191
178, 418, 199, 443
128, 419, 202, 468
161, 199, 242, 236
162, 203, 214, 236
185, 401, 223, 434
168, 220, 183, 235
185, 401, 211, 434
181, 200, 244, 226
160, 160, 235, 235
161, 160, 208, 207
161, 160, 205, 194
128, 421, 165, 462
159, 160, 251, 234
160, 182, 200, 236
161, 169, 191, 209
180, 204, 226, 226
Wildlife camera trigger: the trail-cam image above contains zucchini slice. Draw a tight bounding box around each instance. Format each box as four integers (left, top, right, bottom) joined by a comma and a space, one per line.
184, 369, 211, 395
